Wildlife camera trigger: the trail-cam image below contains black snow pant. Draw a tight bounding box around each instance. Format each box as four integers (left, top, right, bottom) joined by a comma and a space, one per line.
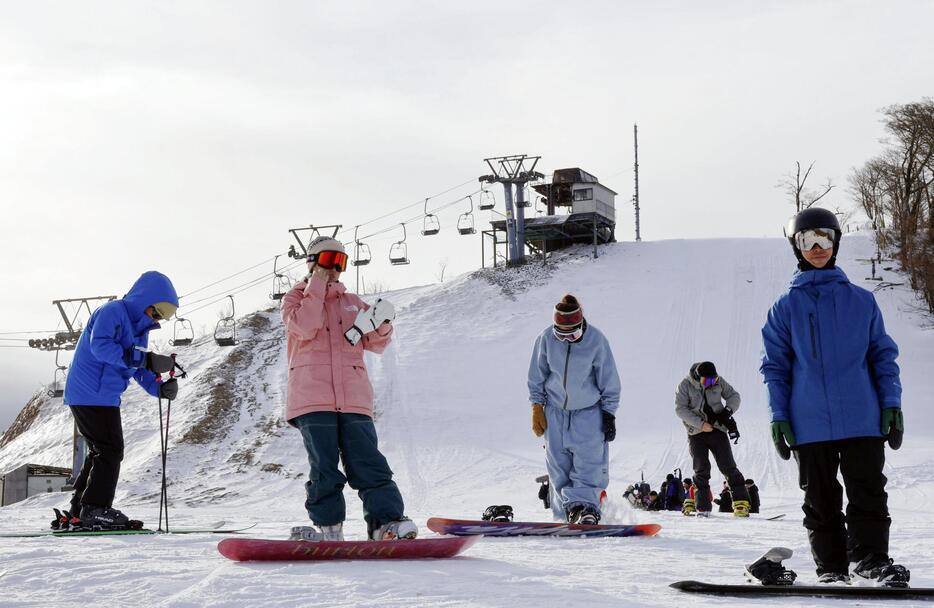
688, 430, 749, 512
795, 437, 890, 575
69, 406, 124, 514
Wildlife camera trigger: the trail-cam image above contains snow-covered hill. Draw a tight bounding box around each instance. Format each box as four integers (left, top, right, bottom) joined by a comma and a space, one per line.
2, 234, 933, 607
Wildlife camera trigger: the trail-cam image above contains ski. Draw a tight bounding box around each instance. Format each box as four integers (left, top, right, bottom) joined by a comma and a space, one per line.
217, 535, 478, 562
670, 580, 934, 599
0, 522, 256, 538
427, 517, 661, 538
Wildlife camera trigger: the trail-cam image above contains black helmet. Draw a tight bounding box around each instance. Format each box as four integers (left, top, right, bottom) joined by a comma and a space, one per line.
785, 207, 842, 270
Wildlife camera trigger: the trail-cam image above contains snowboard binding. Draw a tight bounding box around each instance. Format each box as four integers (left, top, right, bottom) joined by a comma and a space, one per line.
745, 547, 798, 586
481, 505, 514, 523
536, 475, 551, 509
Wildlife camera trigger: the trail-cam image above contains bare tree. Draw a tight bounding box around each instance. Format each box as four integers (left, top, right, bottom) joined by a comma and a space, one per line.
778, 161, 835, 212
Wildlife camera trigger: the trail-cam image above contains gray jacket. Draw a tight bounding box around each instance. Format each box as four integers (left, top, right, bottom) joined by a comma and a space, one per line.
674, 375, 741, 436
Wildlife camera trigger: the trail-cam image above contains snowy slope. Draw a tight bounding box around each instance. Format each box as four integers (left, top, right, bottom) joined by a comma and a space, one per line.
1, 234, 933, 608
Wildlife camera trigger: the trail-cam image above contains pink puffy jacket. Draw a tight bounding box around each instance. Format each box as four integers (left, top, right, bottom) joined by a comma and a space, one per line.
281, 275, 393, 424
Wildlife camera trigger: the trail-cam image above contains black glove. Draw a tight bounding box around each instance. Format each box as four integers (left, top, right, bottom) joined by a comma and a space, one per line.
602, 411, 616, 442
159, 378, 178, 400
881, 408, 904, 450
724, 416, 740, 443
146, 352, 175, 374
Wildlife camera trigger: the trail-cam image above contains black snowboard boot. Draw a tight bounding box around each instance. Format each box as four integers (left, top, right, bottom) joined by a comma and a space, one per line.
568, 504, 600, 525
745, 547, 797, 586
853, 554, 910, 588
481, 505, 514, 523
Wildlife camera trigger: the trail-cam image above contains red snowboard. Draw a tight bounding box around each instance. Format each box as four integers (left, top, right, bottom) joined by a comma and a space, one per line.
217, 535, 479, 562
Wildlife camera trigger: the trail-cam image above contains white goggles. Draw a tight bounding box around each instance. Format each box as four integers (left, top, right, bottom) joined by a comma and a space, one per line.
553, 326, 583, 342
794, 228, 836, 251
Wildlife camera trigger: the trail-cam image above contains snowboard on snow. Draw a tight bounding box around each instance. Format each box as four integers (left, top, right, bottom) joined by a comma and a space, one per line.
217, 535, 478, 562
672, 545, 925, 599
0, 522, 256, 538
670, 580, 934, 599
427, 517, 661, 538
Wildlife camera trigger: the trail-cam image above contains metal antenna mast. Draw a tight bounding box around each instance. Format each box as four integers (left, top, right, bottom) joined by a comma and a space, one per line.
479, 154, 544, 266
633, 123, 641, 242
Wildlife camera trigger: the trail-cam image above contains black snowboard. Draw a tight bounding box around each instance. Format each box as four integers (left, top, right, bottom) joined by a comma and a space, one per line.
671, 580, 934, 599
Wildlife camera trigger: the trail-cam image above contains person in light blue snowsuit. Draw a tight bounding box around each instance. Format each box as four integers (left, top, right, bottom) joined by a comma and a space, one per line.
528, 294, 621, 524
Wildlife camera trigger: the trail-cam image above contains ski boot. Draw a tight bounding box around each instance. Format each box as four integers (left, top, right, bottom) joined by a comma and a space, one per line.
78, 505, 143, 531
370, 517, 418, 540
745, 547, 798, 586
853, 554, 910, 588
733, 499, 751, 518
289, 523, 344, 542
481, 505, 514, 523
694, 510, 711, 518
567, 504, 600, 525
682, 498, 696, 516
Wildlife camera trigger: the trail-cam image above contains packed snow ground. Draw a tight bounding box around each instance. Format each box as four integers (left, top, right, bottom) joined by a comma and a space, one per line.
2, 234, 934, 607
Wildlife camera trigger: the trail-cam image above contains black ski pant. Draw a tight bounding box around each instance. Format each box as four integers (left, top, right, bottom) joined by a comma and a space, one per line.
69, 405, 124, 514
794, 437, 889, 575
688, 429, 749, 512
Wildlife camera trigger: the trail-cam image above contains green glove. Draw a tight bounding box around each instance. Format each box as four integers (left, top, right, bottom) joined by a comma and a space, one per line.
881, 407, 903, 450
770, 421, 796, 460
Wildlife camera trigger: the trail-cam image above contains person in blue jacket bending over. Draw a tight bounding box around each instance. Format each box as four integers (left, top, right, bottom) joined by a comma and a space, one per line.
62, 271, 180, 530
760, 207, 908, 586
528, 294, 621, 525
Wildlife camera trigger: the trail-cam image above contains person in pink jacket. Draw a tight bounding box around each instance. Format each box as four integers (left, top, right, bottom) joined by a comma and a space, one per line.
281, 236, 417, 542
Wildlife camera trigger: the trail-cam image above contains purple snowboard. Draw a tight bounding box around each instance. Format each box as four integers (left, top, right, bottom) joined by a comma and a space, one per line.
427, 517, 661, 538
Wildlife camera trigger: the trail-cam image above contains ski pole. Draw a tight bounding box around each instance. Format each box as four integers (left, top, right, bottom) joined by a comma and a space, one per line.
157, 396, 172, 532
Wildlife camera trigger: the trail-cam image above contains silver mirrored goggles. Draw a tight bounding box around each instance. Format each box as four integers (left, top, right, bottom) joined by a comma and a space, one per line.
794, 228, 836, 251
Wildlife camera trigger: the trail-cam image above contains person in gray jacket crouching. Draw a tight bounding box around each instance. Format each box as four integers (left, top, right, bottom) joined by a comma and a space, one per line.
675, 361, 751, 517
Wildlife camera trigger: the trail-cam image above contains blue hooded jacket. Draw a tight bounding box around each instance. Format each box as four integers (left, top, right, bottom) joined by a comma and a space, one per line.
64, 271, 179, 407
527, 323, 621, 415
759, 267, 901, 446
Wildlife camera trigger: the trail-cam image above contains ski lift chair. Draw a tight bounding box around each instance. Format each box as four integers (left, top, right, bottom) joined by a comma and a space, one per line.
171, 318, 195, 346
479, 189, 495, 211
422, 199, 440, 236
457, 195, 477, 235
270, 255, 292, 300
389, 223, 411, 266
48, 350, 67, 398
352, 226, 371, 266
214, 296, 238, 347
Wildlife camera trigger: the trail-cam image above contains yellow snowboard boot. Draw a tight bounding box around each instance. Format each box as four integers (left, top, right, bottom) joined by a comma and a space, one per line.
682, 498, 696, 516
733, 500, 750, 518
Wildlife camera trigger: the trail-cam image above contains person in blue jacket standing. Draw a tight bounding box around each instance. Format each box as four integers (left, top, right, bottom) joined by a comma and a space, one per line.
528, 294, 621, 525
760, 207, 908, 586
63, 271, 180, 529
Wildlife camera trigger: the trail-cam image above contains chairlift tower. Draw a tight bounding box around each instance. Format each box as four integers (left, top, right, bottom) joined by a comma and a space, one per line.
633, 123, 641, 242
479, 155, 544, 266
286, 224, 343, 260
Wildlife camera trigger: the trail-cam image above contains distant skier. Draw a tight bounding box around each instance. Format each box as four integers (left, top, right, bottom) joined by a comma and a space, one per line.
62, 271, 180, 529
281, 236, 416, 542
528, 294, 621, 524
761, 207, 908, 585
664, 473, 683, 511
675, 361, 751, 517
745, 479, 761, 514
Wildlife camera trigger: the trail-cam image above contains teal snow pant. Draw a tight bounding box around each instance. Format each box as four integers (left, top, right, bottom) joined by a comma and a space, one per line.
295, 412, 405, 536
544, 404, 609, 521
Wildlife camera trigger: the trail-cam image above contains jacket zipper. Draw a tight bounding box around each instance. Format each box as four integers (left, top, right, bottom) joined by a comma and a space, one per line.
808, 313, 818, 358
561, 342, 572, 411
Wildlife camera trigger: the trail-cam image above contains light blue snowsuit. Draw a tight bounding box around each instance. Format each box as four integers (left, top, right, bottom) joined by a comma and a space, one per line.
527, 323, 621, 520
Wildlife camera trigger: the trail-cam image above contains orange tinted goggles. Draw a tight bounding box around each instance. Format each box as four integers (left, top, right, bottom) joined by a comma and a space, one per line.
311, 250, 349, 272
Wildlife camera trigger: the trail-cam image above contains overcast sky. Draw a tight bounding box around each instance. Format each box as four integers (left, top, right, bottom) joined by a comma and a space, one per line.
1, 0, 932, 430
